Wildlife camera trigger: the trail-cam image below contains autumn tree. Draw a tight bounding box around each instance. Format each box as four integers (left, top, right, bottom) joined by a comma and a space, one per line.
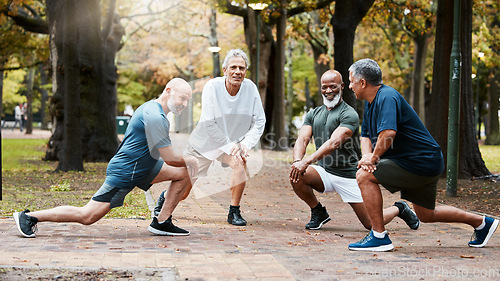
429, 0, 489, 179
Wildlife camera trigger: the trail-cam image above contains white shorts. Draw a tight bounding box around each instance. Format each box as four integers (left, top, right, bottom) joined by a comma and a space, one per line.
310, 165, 363, 203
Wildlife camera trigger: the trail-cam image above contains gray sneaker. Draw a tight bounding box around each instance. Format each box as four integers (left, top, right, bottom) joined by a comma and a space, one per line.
394, 201, 420, 230
13, 210, 38, 238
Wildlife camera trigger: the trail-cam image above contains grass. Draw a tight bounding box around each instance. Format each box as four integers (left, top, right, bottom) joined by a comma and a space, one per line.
1, 139, 149, 219
2, 139, 52, 171
480, 145, 500, 174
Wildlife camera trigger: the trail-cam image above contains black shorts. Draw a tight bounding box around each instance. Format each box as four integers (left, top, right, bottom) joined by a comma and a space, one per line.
373, 159, 440, 210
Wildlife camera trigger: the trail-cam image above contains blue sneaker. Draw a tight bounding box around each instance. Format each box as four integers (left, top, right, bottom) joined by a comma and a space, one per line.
468, 217, 499, 248
348, 231, 394, 252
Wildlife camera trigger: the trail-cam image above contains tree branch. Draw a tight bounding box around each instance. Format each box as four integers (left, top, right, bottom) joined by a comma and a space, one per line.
0, 60, 44, 71
4, 3, 48, 34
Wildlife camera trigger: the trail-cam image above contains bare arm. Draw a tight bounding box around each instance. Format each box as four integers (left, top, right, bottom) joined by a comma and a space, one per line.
358, 129, 396, 172
290, 126, 353, 183
157, 146, 199, 177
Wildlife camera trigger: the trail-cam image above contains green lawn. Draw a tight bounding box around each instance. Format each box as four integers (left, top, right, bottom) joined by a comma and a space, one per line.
1, 138, 149, 219
480, 145, 500, 174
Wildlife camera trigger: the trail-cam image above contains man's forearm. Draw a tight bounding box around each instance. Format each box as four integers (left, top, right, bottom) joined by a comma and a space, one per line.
372, 130, 396, 158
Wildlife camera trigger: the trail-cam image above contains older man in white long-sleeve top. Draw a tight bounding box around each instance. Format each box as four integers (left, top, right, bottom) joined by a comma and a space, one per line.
154, 49, 266, 226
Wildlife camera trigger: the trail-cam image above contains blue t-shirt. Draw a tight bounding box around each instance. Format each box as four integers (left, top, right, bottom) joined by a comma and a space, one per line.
105, 101, 171, 189
361, 85, 444, 177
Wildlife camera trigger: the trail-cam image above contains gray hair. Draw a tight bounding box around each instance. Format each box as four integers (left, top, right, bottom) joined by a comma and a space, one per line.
222, 49, 250, 69
348, 58, 383, 86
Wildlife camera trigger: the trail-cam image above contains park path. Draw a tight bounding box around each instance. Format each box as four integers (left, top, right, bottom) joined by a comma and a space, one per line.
1, 129, 499, 280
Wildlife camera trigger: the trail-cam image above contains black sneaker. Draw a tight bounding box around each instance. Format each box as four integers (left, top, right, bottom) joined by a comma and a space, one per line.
148, 216, 190, 236
305, 205, 331, 230
228, 208, 247, 226
394, 201, 420, 230
13, 210, 38, 238
153, 190, 166, 217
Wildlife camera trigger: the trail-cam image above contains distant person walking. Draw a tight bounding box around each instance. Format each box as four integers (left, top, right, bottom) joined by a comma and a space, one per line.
12, 103, 24, 132
14, 78, 199, 238
348, 58, 498, 252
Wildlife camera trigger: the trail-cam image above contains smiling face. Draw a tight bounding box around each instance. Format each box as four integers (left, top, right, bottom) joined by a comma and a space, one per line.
320, 70, 344, 108
223, 56, 247, 88
349, 72, 364, 100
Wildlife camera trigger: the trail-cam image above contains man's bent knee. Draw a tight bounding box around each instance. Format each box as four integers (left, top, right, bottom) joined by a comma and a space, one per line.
80, 201, 110, 225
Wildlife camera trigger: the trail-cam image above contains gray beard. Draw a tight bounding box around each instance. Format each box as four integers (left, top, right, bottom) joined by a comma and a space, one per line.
167, 98, 182, 116
323, 93, 341, 108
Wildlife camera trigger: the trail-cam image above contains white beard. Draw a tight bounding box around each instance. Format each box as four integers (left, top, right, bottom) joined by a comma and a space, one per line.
323, 93, 341, 108
167, 97, 183, 116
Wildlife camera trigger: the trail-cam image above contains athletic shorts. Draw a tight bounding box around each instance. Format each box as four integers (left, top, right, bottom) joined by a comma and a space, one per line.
92, 159, 164, 209
184, 144, 227, 178
373, 159, 439, 210
310, 165, 363, 203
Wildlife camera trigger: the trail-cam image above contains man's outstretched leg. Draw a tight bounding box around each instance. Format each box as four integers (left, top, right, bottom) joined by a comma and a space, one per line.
13, 200, 111, 238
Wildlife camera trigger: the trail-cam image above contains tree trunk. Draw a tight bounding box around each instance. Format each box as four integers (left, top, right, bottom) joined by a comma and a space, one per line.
45, 0, 121, 164
410, 34, 430, 125
38, 63, 49, 130
25, 67, 34, 134
57, 0, 83, 172
273, 1, 287, 151
209, 8, 221, 77
243, 10, 272, 106
310, 41, 329, 107
485, 69, 499, 144
331, 0, 375, 111
429, 0, 453, 162
457, 0, 489, 178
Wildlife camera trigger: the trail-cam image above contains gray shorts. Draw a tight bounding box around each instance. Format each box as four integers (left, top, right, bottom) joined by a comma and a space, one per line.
92, 159, 163, 209
373, 159, 440, 210
184, 144, 228, 178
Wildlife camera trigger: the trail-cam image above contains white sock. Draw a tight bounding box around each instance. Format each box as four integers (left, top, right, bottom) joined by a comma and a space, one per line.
475, 216, 486, 230
372, 230, 387, 238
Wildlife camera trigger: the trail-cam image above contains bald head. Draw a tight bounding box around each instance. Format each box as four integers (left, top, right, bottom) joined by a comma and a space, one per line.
321, 70, 343, 84
165, 78, 192, 97
159, 78, 192, 115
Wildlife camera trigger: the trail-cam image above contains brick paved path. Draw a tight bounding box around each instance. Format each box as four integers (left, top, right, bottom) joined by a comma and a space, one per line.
1, 131, 499, 280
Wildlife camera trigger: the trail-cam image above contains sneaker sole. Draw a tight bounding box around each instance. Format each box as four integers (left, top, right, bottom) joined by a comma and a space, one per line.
348, 243, 394, 252
469, 219, 499, 248
306, 217, 331, 230
13, 212, 35, 238
147, 226, 190, 236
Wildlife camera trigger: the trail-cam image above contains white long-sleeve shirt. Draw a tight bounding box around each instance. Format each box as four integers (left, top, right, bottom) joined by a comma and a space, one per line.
189, 77, 266, 160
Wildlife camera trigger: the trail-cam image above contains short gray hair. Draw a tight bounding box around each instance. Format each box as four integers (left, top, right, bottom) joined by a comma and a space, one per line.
222, 49, 250, 69
348, 58, 383, 86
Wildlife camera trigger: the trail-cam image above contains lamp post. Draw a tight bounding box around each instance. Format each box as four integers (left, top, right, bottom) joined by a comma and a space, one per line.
248, 3, 268, 89
446, 0, 461, 197
208, 46, 221, 77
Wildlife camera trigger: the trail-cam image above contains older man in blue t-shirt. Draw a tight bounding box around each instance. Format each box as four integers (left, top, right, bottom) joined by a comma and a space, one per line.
348, 58, 498, 252
14, 78, 199, 238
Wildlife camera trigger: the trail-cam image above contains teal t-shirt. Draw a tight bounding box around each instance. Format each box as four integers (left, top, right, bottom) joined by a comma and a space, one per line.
303, 101, 361, 178
105, 100, 171, 189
